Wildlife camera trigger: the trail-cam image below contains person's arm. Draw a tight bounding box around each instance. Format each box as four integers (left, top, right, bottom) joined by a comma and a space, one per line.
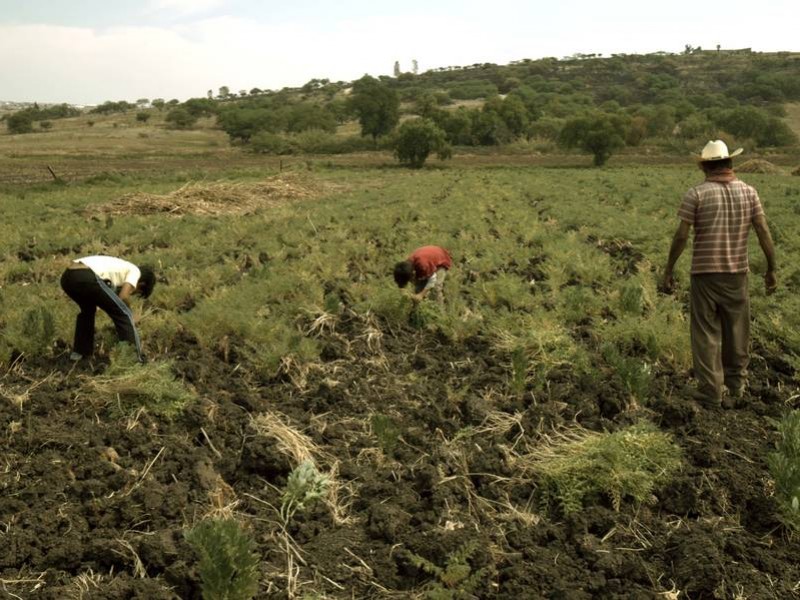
118, 283, 136, 308
753, 214, 777, 295
661, 220, 691, 293
411, 273, 437, 302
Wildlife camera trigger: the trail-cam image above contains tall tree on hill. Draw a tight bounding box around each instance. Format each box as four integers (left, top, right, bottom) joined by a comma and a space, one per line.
393, 61, 401, 77
412, 59, 419, 75
348, 75, 400, 142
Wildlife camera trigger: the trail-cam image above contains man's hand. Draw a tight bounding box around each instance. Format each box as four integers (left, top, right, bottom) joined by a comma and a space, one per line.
765, 271, 777, 295
411, 293, 424, 304
659, 271, 675, 294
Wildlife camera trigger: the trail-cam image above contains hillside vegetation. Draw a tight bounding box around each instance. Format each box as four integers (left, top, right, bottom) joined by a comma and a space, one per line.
3, 50, 800, 169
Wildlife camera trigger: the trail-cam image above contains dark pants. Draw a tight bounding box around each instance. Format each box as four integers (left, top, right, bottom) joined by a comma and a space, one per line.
60, 269, 142, 359
690, 273, 750, 400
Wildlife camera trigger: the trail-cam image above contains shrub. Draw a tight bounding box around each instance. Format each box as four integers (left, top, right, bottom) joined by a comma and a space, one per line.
136, 112, 151, 123
392, 119, 452, 168
89, 344, 194, 417
250, 131, 293, 155
165, 107, 198, 130
1, 306, 56, 359
39, 120, 53, 131
185, 518, 260, 600
528, 422, 682, 515
768, 411, 800, 532
6, 112, 34, 134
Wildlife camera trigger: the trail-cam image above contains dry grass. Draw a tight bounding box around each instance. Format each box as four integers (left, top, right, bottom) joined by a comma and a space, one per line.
737, 159, 784, 174
792, 165, 800, 176
250, 410, 320, 465
89, 173, 324, 217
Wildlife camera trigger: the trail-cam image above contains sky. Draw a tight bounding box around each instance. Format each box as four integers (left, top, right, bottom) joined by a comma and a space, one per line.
0, 0, 797, 105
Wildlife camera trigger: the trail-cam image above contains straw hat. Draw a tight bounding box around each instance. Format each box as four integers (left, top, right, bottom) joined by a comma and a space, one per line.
697, 139, 743, 162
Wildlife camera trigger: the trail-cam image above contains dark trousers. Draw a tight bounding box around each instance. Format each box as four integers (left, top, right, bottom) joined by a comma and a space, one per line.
60, 269, 142, 359
690, 273, 750, 400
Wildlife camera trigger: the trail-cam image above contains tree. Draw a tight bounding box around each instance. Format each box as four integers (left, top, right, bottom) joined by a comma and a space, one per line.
136, 112, 151, 123
165, 107, 198, 129
392, 119, 452, 168
151, 98, 166, 111
287, 104, 337, 133
218, 86, 230, 99
412, 59, 419, 75
136, 98, 150, 108
559, 112, 629, 166
393, 61, 401, 77
348, 75, 400, 141
6, 112, 34, 134
217, 108, 285, 143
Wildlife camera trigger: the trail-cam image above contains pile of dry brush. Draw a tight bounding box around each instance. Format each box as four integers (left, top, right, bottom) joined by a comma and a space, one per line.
89, 173, 324, 217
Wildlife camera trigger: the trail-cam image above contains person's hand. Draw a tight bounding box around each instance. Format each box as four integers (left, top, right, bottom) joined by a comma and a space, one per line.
765, 271, 777, 295
659, 272, 675, 294
411, 293, 423, 304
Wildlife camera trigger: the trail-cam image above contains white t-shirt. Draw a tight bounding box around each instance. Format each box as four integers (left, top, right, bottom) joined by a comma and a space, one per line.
75, 256, 141, 289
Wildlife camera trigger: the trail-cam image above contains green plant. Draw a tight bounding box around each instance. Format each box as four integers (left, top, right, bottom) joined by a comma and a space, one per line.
405, 540, 489, 600
281, 460, 330, 523
529, 422, 682, 515
371, 414, 401, 455
768, 411, 800, 532
509, 347, 528, 397
392, 118, 452, 168
1, 304, 56, 360
90, 344, 194, 417
185, 518, 260, 600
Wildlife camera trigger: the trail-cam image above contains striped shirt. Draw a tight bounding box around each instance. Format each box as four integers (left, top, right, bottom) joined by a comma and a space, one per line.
678, 177, 764, 274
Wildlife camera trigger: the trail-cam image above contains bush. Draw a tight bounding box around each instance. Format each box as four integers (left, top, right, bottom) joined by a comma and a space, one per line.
185, 519, 260, 600
768, 411, 800, 532
165, 107, 198, 130
39, 120, 53, 131
136, 112, 151, 123
392, 118, 452, 168
1, 305, 56, 358
250, 131, 293, 155
6, 112, 34, 134
89, 344, 195, 417
529, 422, 682, 515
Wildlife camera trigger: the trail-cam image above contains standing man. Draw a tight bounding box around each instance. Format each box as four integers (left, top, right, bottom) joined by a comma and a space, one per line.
60, 255, 155, 363
393, 245, 452, 303
662, 140, 777, 407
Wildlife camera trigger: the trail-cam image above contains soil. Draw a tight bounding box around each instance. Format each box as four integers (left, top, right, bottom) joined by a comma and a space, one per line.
2, 289, 800, 598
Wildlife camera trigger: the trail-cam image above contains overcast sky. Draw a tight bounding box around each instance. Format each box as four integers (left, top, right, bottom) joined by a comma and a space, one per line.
0, 0, 797, 105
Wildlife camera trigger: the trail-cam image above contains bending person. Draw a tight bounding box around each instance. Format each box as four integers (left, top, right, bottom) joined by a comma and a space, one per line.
60, 255, 155, 362
394, 245, 452, 303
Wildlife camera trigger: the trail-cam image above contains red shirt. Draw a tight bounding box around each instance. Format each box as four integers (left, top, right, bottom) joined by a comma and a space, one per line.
409, 246, 452, 279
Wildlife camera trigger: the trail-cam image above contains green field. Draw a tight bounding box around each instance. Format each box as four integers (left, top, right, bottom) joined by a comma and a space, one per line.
2, 144, 800, 597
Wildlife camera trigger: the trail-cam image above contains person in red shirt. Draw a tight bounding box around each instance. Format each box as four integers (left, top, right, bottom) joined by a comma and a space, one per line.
393, 245, 452, 302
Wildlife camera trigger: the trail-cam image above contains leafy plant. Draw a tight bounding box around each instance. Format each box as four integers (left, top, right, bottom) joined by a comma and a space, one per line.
371, 414, 401, 455
3, 306, 56, 358
185, 518, 260, 600
281, 460, 330, 523
405, 540, 489, 600
529, 422, 682, 515
768, 411, 800, 532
